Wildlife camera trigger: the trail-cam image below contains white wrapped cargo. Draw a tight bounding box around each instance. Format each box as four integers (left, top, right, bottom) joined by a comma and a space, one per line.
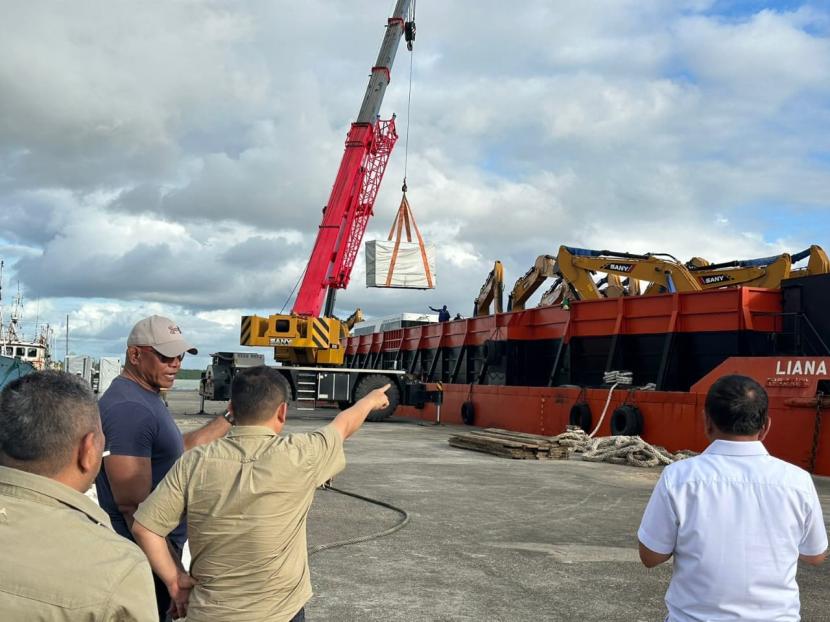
365, 240, 436, 289
97, 357, 121, 395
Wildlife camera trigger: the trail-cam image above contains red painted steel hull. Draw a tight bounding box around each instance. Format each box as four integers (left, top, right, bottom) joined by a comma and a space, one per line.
397, 356, 830, 476
346, 286, 830, 475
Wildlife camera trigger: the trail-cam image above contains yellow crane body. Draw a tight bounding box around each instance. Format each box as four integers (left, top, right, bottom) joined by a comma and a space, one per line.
240, 314, 347, 366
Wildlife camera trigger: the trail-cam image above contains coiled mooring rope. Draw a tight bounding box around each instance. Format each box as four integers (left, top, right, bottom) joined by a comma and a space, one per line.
556, 427, 696, 468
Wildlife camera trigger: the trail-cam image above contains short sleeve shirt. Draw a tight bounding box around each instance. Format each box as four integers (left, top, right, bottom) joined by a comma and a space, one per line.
134, 424, 346, 622
638, 440, 828, 622
0, 466, 156, 621
95, 376, 186, 546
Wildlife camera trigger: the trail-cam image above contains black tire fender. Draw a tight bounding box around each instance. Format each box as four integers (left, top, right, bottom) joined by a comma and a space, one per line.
353, 374, 401, 422
568, 402, 592, 433
610, 404, 643, 436
461, 401, 475, 425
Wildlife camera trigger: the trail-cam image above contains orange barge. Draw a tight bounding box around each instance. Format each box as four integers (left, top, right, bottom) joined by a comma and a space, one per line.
344, 274, 830, 475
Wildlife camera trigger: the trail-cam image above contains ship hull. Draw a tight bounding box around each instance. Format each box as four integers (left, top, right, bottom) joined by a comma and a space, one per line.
345, 274, 830, 476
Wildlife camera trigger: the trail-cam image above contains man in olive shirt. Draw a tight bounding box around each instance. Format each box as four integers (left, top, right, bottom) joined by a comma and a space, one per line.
133, 366, 391, 621
0, 371, 156, 621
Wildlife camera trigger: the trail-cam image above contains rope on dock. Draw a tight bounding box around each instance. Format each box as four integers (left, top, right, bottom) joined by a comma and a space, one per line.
555, 426, 697, 468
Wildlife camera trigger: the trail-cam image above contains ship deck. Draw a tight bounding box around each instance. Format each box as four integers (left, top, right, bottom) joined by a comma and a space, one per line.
171, 390, 830, 621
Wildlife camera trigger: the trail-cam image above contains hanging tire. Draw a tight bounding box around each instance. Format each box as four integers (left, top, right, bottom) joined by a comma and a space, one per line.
461, 401, 475, 425
568, 403, 592, 432
610, 404, 643, 436
353, 374, 401, 422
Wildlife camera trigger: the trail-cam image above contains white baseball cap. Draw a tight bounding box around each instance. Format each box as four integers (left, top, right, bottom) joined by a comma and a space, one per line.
127, 315, 198, 358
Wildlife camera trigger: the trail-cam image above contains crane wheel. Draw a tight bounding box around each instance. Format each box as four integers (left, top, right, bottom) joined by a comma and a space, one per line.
354, 374, 401, 422
568, 403, 592, 433
610, 404, 643, 436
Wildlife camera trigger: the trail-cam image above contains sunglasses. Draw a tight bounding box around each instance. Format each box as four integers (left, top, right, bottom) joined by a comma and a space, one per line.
139, 346, 185, 364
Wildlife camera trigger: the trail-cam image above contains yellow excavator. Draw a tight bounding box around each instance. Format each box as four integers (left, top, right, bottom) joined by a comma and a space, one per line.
507, 255, 556, 311
552, 246, 703, 301
687, 245, 830, 289
343, 308, 364, 331
473, 261, 505, 317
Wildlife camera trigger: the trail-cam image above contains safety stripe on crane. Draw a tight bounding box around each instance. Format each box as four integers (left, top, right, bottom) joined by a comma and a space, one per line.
241, 316, 252, 344
311, 318, 329, 349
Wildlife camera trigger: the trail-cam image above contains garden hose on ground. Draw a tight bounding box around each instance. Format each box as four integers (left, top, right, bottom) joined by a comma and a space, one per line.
308, 486, 411, 557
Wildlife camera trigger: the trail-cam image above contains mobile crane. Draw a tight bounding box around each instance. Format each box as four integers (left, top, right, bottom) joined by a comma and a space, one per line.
200, 1, 435, 420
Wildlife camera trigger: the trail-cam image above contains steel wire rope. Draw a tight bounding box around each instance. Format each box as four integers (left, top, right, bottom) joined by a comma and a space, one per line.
402, 0, 416, 188
308, 485, 411, 556
279, 265, 307, 314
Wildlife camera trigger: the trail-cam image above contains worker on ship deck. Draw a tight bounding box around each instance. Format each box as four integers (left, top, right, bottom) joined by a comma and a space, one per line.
429, 305, 450, 322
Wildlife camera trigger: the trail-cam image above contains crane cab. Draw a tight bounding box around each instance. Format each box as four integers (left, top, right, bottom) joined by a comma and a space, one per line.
240, 314, 347, 366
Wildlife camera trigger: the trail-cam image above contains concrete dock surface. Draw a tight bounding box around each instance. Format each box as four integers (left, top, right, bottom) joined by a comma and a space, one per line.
169, 391, 830, 622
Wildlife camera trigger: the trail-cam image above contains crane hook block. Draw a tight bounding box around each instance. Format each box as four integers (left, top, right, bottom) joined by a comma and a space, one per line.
405, 21, 416, 51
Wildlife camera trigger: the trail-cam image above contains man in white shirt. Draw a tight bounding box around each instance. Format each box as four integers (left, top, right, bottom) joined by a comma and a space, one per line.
638, 374, 827, 622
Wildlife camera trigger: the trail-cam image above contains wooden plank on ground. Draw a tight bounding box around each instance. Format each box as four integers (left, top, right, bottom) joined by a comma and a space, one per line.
482, 428, 560, 443
448, 429, 570, 460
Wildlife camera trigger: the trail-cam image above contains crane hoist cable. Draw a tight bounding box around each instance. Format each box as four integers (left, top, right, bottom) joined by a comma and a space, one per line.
402, 0, 416, 189
279, 265, 307, 314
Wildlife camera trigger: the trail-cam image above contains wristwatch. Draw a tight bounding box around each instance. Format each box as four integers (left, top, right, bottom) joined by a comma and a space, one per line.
222, 411, 235, 425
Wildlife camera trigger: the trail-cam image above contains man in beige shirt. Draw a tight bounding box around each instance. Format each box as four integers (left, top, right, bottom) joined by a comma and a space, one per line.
133, 365, 390, 621
0, 370, 156, 621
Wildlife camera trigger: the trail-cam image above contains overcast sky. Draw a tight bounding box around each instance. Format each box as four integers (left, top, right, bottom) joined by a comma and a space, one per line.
1, 0, 828, 368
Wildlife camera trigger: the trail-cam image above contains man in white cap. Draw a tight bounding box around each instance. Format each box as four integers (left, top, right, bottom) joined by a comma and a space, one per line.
95, 315, 232, 621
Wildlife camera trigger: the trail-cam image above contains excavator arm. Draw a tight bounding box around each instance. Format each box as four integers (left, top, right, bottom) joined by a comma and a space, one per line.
687, 253, 792, 289
554, 246, 702, 301
687, 246, 829, 290
507, 255, 556, 311
789, 245, 829, 279
473, 261, 505, 317
344, 308, 364, 330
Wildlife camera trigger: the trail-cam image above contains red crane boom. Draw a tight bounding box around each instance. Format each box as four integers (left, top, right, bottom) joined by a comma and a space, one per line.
292, 0, 413, 317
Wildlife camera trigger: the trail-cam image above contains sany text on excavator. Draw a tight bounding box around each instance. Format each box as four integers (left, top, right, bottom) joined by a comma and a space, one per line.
687, 245, 830, 290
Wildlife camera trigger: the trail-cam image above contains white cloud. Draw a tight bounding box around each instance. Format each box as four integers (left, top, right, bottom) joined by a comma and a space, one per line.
1, 1, 829, 365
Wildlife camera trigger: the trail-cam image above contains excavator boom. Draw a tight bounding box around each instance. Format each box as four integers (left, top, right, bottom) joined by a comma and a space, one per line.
687, 246, 829, 290
507, 255, 556, 311
555, 246, 702, 301
473, 261, 505, 317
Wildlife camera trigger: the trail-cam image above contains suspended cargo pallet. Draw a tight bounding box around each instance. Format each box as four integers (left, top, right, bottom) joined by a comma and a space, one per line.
366, 191, 435, 289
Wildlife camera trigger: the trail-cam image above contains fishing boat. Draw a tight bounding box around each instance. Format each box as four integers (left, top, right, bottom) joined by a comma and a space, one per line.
0, 262, 55, 372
